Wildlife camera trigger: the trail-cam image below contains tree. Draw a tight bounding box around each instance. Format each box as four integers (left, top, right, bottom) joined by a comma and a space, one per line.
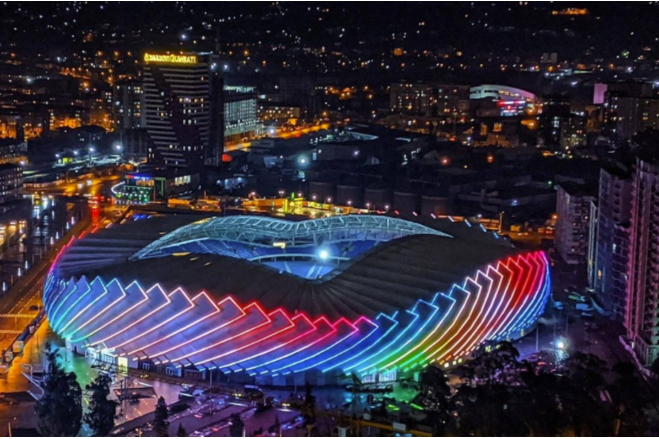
301, 382, 317, 426
651, 356, 659, 380
271, 413, 280, 434
84, 373, 118, 436
468, 340, 521, 385
35, 348, 83, 437
416, 365, 454, 435
610, 361, 649, 436
229, 413, 244, 437
175, 423, 187, 437
153, 396, 169, 437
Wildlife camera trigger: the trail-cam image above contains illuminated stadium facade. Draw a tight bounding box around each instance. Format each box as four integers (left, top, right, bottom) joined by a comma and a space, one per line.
44, 215, 551, 385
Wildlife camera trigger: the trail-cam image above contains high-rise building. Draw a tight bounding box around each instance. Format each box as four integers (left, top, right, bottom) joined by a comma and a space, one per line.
590, 166, 633, 321
626, 153, 659, 366
142, 52, 223, 169
555, 183, 596, 265
603, 93, 659, 144
112, 80, 145, 131
141, 52, 260, 168
223, 86, 259, 146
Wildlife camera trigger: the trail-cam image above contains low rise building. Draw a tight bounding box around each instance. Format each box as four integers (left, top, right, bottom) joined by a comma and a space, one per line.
0, 163, 23, 204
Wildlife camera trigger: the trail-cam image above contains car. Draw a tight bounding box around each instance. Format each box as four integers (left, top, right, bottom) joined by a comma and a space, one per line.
193, 412, 205, 419
212, 422, 232, 432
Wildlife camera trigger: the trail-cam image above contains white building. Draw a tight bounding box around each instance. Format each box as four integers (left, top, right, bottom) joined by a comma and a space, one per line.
555, 184, 595, 265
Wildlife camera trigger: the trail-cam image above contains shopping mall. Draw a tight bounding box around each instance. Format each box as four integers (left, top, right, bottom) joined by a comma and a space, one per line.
44, 215, 550, 385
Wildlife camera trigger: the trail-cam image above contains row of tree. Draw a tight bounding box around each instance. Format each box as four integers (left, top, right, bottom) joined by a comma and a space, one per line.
416, 341, 654, 436
35, 348, 117, 437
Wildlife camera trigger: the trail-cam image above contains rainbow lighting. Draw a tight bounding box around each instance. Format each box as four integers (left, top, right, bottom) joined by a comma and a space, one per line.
43, 215, 551, 383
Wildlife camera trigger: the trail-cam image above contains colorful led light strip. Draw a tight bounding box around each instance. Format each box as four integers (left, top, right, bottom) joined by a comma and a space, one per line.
44, 251, 550, 378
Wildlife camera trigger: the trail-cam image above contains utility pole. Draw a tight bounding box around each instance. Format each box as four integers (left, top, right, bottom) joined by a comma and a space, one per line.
209, 370, 213, 416
535, 324, 540, 352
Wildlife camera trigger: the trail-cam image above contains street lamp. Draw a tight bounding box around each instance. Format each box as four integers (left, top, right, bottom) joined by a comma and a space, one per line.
115, 144, 123, 152
88, 146, 96, 154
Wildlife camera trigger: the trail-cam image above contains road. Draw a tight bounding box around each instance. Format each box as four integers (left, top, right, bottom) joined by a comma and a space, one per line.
0, 200, 92, 364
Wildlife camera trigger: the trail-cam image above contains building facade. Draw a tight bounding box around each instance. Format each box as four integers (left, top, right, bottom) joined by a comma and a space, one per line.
591, 166, 633, 321
390, 83, 470, 117
603, 93, 659, 143
142, 52, 223, 169
112, 80, 145, 131
555, 184, 596, 265
0, 163, 23, 204
626, 155, 659, 366
224, 86, 259, 145
0, 138, 28, 166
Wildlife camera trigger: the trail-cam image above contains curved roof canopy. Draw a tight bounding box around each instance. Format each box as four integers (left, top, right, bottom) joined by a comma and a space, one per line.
131, 215, 451, 260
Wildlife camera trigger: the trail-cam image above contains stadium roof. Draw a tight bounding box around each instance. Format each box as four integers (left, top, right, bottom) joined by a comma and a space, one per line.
54, 215, 516, 321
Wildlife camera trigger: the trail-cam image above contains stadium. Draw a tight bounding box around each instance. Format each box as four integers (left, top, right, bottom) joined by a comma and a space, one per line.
43, 215, 551, 385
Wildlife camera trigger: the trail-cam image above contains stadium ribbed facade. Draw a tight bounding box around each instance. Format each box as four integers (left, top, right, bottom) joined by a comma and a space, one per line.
44, 215, 550, 384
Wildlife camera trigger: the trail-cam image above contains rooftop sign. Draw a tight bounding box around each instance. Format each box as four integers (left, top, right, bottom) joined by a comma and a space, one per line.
143, 53, 198, 64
